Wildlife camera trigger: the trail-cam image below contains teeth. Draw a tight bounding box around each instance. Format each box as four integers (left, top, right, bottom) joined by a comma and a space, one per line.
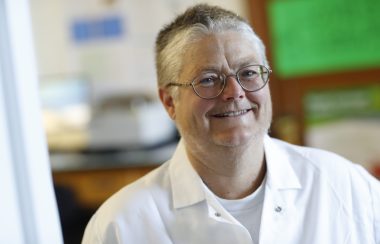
217, 109, 249, 117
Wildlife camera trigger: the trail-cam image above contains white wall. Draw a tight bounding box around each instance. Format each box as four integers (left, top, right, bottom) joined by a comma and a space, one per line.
30, 0, 249, 102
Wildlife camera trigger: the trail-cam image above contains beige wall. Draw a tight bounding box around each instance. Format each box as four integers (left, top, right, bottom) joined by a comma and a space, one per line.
30, 0, 249, 101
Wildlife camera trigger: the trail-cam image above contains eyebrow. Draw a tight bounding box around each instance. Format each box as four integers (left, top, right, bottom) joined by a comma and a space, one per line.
237, 57, 261, 67
191, 66, 220, 76
190, 57, 262, 77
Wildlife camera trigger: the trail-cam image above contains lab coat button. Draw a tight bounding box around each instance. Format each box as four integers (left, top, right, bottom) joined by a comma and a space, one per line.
275, 206, 282, 212
215, 212, 221, 217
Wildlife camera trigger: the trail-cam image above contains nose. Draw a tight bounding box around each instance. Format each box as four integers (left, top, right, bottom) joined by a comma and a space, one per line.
220, 75, 245, 101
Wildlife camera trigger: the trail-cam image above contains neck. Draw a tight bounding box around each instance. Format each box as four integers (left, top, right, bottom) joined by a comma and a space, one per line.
186, 138, 266, 199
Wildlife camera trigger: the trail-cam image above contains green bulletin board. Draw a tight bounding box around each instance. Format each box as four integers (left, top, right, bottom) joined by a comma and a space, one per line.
304, 84, 380, 125
268, 0, 380, 78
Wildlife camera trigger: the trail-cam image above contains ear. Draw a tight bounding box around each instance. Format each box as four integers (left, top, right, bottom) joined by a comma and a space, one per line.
159, 88, 176, 120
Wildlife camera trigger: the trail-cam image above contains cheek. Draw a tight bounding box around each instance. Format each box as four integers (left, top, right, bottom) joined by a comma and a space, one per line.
246, 88, 272, 118
192, 101, 212, 124
246, 89, 270, 104
177, 96, 212, 129
189, 100, 216, 133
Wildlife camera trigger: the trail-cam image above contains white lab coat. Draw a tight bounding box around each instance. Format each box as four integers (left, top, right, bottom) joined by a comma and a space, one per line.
82, 136, 380, 244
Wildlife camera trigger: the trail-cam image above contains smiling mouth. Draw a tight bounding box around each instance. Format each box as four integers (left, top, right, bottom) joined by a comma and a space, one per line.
212, 108, 252, 118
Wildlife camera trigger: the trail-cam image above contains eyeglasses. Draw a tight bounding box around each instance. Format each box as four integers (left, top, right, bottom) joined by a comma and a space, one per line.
166, 64, 271, 99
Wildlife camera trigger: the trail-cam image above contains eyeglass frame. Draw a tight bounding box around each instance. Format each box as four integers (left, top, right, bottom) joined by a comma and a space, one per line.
166, 64, 272, 100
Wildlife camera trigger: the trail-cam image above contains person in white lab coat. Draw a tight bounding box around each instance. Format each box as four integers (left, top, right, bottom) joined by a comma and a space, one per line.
82, 4, 380, 244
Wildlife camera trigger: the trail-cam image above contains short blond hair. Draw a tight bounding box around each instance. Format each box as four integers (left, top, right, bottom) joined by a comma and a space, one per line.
155, 4, 268, 95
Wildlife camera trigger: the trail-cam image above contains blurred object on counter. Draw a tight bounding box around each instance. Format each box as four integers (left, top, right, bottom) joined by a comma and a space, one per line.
371, 163, 380, 180
88, 93, 176, 150
271, 115, 301, 145
40, 75, 176, 152
40, 75, 91, 151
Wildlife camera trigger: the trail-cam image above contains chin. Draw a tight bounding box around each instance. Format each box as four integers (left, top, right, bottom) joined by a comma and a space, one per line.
214, 141, 248, 148
212, 132, 252, 148
212, 127, 268, 148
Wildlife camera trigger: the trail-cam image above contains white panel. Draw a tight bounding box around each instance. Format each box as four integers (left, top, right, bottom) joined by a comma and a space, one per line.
0, 0, 63, 243
0, 70, 24, 244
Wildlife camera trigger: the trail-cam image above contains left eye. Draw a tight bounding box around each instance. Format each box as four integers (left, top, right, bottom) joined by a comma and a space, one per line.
240, 69, 258, 79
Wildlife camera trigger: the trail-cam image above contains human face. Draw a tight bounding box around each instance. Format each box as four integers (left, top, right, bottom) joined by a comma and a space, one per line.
160, 31, 272, 152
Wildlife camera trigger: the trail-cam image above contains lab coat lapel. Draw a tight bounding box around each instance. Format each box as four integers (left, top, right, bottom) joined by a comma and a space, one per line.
259, 136, 302, 243
169, 139, 205, 209
168, 139, 253, 243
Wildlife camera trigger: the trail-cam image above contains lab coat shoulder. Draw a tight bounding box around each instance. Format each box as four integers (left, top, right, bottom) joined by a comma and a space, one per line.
82, 162, 173, 244
273, 138, 380, 243
275, 138, 374, 191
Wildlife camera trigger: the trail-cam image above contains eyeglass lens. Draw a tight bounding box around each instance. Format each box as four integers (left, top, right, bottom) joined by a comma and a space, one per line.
192, 65, 269, 99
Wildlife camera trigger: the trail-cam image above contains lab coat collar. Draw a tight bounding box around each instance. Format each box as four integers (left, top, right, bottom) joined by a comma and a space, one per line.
169, 136, 302, 209
264, 135, 302, 190
169, 139, 206, 209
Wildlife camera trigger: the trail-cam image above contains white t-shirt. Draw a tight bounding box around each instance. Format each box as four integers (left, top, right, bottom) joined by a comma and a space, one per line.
203, 178, 266, 244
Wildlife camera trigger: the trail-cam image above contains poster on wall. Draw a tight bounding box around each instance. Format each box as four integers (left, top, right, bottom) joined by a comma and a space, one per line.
304, 84, 380, 178
62, 0, 249, 100
268, 0, 380, 78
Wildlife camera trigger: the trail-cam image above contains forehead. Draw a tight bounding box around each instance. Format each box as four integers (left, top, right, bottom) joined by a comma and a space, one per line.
182, 31, 262, 74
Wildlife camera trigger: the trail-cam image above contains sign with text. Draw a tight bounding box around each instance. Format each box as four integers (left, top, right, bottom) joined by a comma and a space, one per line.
71, 15, 124, 43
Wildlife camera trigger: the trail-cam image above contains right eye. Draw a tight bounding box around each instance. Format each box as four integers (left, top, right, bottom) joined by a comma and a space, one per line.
195, 74, 219, 88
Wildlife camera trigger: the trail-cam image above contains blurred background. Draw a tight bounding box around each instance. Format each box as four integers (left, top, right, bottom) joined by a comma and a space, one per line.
29, 0, 380, 243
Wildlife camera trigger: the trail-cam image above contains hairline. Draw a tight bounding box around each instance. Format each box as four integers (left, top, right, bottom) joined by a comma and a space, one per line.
156, 9, 268, 99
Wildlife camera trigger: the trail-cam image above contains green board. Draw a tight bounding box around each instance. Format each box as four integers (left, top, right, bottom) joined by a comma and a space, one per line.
304, 85, 380, 125
268, 0, 380, 78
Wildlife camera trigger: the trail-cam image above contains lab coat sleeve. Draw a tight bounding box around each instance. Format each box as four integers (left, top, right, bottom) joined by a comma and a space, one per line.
81, 181, 174, 244
82, 214, 103, 244
369, 172, 380, 244
82, 216, 128, 244
353, 164, 380, 244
